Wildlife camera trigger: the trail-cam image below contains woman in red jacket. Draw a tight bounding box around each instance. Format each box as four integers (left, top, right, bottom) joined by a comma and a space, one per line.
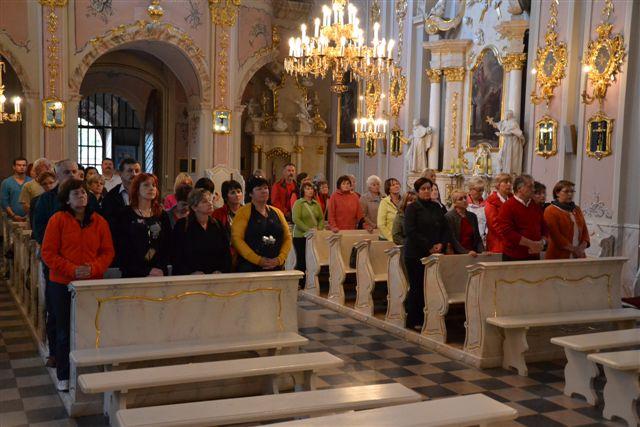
484, 173, 512, 253
327, 175, 367, 231
41, 179, 114, 391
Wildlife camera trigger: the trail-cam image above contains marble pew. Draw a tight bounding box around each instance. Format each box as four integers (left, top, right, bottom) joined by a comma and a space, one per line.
384, 246, 409, 327
327, 231, 378, 305
66, 270, 302, 416
587, 350, 640, 426
8, 221, 28, 293
353, 239, 395, 316
551, 328, 640, 404
270, 393, 518, 427
304, 229, 374, 295
115, 383, 421, 427
462, 257, 634, 371
78, 352, 343, 421
422, 253, 501, 343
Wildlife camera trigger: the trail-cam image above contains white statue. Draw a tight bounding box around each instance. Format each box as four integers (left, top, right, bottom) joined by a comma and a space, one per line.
427, 0, 446, 18
486, 110, 525, 175
247, 98, 260, 118
405, 119, 432, 174
272, 112, 288, 132
295, 98, 313, 134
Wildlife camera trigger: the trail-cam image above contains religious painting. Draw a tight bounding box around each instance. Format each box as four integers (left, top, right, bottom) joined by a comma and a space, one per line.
467, 49, 504, 151
586, 112, 613, 160
336, 71, 359, 147
42, 98, 65, 128
390, 128, 404, 157
534, 115, 558, 158
213, 109, 231, 134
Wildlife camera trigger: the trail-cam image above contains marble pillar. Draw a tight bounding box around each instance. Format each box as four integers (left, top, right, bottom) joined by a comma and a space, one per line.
442, 67, 465, 171
23, 94, 42, 162
425, 69, 442, 170
503, 53, 527, 120
194, 108, 213, 177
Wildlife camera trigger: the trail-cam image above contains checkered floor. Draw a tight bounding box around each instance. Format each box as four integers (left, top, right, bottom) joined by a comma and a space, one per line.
0, 280, 632, 426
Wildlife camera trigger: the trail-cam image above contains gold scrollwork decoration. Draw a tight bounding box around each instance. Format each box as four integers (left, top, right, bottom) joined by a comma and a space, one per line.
534, 115, 558, 158
425, 68, 442, 83
38, 0, 67, 6
94, 288, 284, 348
365, 79, 381, 118
581, 0, 626, 106
424, 1, 466, 35
251, 144, 262, 153
531, 0, 567, 106
586, 111, 613, 160
443, 67, 465, 82
265, 147, 291, 160
389, 68, 407, 119
502, 53, 527, 72
209, 0, 241, 27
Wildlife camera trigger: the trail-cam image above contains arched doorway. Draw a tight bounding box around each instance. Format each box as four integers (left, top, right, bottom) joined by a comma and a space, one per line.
0, 55, 26, 178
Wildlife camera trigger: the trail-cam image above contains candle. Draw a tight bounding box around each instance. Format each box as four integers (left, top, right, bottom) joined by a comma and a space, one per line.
0, 94, 5, 113
387, 39, 395, 59
348, 3, 356, 24
12, 97, 20, 114
339, 36, 346, 56
373, 22, 380, 44
322, 6, 330, 27
379, 39, 386, 58
288, 38, 294, 56
338, 10, 343, 25
314, 18, 320, 38
333, 3, 339, 24
301, 24, 306, 40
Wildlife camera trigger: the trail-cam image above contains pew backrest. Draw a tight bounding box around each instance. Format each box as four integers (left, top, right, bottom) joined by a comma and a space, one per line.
423, 253, 502, 298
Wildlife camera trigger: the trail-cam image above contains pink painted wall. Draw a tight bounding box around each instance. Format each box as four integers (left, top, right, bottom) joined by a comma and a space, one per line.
0, 0, 29, 50
237, 6, 272, 69
74, 0, 208, 56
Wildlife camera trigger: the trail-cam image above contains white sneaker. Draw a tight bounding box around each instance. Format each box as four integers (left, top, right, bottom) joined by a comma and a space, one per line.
56, 379, 69, 392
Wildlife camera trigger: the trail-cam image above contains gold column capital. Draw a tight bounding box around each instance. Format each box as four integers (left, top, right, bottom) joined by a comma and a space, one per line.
503, 53, 527, 72
443, 67, 465, 82
425, 68, 443, 83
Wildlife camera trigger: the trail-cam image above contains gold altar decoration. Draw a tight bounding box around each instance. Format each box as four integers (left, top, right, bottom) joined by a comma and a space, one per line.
38, 0, 67, 6
265, 147, 291, 160
42, 1, 65, 128
424, 1, 466, 35
364, 79, 381, 118
502, 53, 527, 72
261, 74, 286, 129
425, 68, 442, 83
216, 28, 230, 116
147, 0, 164, 22
444, 67, 465, 82
284, 0, 398, 93
0, 60, 22, 124
354, 78, 387, 152
530, 0, 566, 106
581, 0, 625, 107
473, 143, 493, 175
93, 288, 284, 348
534, 115, 558, 158
209, 0, 241, 27
586, 111, 613, 160
213, 109, 231, 134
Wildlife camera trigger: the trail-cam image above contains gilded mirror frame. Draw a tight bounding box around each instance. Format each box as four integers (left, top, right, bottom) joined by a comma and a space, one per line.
530, 12, 567, 105
586, 111, 613, 160
466, 46, 506, 152
389, 68, 407, 118
534, 115, 558, 158
582, 23, 625, 104
42, 98, 65, 128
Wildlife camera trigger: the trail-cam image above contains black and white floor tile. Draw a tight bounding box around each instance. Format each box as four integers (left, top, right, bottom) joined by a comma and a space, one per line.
0, 282, 632, 426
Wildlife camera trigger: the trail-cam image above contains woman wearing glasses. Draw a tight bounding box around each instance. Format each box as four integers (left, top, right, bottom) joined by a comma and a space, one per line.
543, 180, 589, 259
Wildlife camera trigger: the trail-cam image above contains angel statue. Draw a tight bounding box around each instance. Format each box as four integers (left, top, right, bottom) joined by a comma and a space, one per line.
486, 110, 525, 175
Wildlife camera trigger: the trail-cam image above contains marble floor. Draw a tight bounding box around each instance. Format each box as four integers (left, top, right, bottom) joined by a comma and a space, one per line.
0, 280, 632, 427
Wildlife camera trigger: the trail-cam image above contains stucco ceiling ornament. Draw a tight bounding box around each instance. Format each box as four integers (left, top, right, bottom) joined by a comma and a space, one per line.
530, 0, 567, 107
424, 0, 466, 35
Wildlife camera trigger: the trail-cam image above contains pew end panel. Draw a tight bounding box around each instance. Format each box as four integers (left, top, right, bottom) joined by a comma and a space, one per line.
326, 233, 376, 305
462, 257, 628, 368
304, 229, 333, 295
354, 240, 395, 316
384, 246, 408, 327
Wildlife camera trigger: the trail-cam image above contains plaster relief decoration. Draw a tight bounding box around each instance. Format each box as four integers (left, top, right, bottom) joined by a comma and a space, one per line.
581, 0, 625, 161
425, 0, 466, 35
583, 192, 613, 219
184, 0, 203, 29
86, 0, 113, 24
0, 30, 31, 53
39, 0, 67, 129
209, 0, 241, 27
467, 48, 504, 152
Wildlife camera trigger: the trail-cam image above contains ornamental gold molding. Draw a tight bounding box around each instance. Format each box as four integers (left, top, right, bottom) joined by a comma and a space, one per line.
216, 29, 230, 108
45, 8, 60, 98
424, 1, 466, 35
389, 67, 407, 118
449, 91, 459, 152
502, 53, 527, 72
581, 13, 626, 105
425, 68, 442, 83
364, 78, 381, 118
531, 0, 567, 106
443, 67, 465, 82
38, 0, 67, 6
209, 0, 241, 27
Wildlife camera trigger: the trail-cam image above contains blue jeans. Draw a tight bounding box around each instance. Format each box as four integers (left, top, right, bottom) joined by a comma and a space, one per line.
47, 280, 70, 381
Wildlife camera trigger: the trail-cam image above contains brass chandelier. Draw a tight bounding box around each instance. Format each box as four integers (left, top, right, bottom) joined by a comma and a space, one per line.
0, 59, 22, 124
284, 0, 395, 93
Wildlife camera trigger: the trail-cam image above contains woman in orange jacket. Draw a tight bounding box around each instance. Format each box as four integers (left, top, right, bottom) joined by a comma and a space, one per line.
41, 179, 114, 391
544, 180, 589, 259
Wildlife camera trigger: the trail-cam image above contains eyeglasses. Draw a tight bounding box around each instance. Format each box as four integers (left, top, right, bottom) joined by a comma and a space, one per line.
560, 189, 575, 194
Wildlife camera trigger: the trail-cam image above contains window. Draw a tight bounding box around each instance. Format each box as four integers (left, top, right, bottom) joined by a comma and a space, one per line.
77, 117, 104, 171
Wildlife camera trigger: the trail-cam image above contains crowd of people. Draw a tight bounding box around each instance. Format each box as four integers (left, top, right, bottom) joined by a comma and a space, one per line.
1, 158, 590, 389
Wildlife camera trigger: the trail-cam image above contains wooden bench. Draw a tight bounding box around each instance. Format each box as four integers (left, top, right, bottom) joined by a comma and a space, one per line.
384, 246, 408, 327
115, 383, 420, 427
462, 257, 629, 370
422, 253, 501, 342
327, 231, 377, 305
269, 393, 518, 426
79, 351, 343, 420
354, 239, 395, 315
551, 328, 640, 404
588, 350, 640, 426
71, 332, 309, 368
487, 309, 640, 376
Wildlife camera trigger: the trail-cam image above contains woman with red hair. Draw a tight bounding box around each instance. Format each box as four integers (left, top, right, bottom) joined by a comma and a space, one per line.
113, 173, 171, 278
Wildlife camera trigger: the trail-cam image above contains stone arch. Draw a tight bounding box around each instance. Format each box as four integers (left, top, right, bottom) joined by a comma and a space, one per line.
235, 49, 279, 107
0, 40, 33, 94
69, 22, 211, 106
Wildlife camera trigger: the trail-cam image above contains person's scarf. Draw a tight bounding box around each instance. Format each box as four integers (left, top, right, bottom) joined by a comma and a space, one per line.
551, 200, 576, 212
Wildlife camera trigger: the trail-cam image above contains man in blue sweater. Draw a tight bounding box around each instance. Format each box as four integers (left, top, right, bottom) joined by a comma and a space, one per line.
0, 157, 31, 222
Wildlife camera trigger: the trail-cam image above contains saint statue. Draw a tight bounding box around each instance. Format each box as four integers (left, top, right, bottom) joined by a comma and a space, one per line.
486, 110, 525, 175
405, 119, 432, 174
272, 112, 288, 132
247, 98, 261, 118
427, 0, 446, 18
295, 98, 313, 134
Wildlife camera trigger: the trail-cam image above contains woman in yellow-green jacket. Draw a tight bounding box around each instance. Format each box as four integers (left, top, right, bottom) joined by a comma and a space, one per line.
377, 178, 402, 241
292, 182, 324, 274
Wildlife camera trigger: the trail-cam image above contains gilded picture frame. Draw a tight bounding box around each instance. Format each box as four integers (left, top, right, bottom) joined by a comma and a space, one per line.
534, 115, 558, 158
213, 109, 231, 134
42, 98, 65, 128
466, 47, 505, 152
582, 23, 626, 105
390, 127, 406, 157
586, 111, 613, 160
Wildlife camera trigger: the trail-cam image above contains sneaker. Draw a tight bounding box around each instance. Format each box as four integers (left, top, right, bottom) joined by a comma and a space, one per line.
45, 356, 56, 368
56, 379, 69, 392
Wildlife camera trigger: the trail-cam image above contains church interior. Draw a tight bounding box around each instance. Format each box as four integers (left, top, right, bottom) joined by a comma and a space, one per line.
1, 0, 640, 426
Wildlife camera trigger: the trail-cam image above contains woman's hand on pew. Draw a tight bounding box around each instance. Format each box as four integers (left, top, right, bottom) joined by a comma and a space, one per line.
75, 264, 91, 279
468, 251, 478, 257
148, 268, 164, 277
